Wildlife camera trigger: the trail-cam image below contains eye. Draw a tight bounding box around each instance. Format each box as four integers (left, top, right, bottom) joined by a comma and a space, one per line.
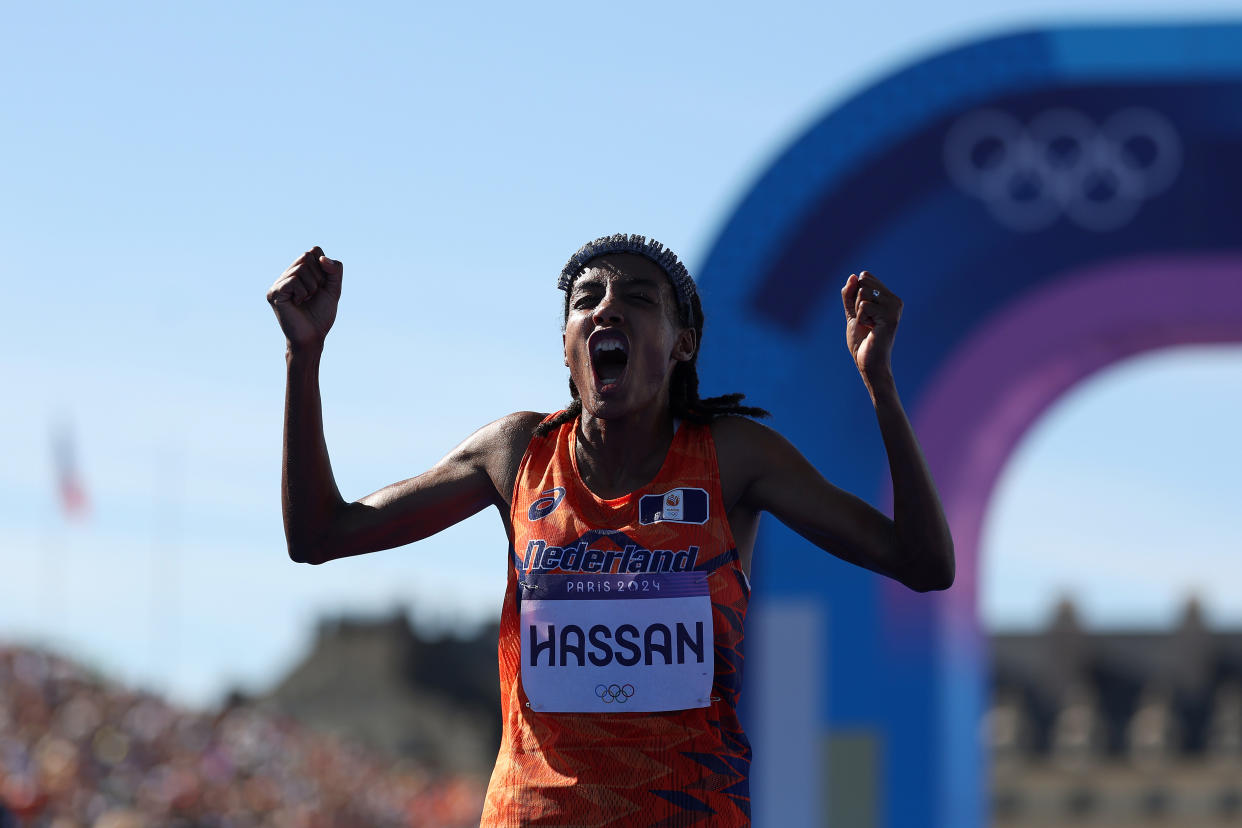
630, 292, 655, 304
572, 293, 600, 309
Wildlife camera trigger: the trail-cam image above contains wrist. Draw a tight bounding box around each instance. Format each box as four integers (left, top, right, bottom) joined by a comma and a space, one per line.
286, 340, 325, 361
862, 368, 897, 401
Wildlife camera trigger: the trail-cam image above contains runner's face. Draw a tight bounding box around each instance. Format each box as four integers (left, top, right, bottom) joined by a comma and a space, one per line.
564, 254, 696, 420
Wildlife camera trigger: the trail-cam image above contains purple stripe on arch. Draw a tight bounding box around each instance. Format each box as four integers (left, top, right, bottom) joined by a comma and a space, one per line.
521, 571, 708, 600
879, 252, 1242, 828
889, 251, 1242, 629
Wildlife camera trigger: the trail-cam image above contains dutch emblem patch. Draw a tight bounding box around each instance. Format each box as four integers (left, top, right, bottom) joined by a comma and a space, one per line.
639, 487, 709, 525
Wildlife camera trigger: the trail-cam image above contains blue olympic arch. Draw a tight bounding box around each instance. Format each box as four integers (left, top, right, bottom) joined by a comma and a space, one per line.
697, 22, 1242, 828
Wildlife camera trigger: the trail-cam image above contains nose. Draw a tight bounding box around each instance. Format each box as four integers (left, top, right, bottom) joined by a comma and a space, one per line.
592, 287, 624, 326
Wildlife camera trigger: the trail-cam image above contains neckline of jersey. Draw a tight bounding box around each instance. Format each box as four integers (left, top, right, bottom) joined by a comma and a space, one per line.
568, 417, 685, 506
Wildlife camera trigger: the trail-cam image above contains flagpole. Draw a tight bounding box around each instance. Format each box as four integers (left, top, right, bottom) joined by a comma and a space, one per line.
47, 414, 88, 655
39, 491, 64, 653
150, 439, 182, 700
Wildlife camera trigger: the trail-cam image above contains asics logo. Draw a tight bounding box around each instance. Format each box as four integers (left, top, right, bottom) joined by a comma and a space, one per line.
527, 488, 566, 521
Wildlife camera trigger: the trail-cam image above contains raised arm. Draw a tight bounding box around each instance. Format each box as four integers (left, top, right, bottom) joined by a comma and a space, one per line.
715, 270, 953, 593
306, 410, 540, 565
266, 246, 540, 565
841, 270, 954, 591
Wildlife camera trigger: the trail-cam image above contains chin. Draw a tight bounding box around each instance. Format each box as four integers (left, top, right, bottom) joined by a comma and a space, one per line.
581, 394, 630, 420
582, 384, 662, 422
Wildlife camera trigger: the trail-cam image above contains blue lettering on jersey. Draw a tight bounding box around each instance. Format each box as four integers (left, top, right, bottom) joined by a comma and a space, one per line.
527, 621, 705, 667
519, 539, 700, 574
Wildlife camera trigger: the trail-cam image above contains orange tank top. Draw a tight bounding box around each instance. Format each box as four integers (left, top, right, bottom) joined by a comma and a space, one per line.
480, 415, 751, 827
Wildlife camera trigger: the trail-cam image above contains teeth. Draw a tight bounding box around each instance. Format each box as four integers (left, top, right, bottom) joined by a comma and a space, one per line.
592, 339, 627, 355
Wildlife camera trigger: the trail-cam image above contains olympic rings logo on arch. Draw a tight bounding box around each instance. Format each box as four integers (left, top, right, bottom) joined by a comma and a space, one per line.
943, 107, 1182, 233
595, 683, 636, 704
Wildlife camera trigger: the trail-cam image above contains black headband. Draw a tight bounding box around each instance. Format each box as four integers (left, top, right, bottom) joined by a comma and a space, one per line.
558, 233, 697, 313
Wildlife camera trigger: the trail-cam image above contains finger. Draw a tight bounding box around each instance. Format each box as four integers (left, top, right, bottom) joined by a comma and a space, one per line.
841, 273, 859, 320
858, 271, 903, 314
293, 264, 321, 303
276, 263, 316, 305
302, 247, 330, 286
318, 253, 341, 277
284, 248, 318, 275
859, 275, 889, 307
857, 301, 890, 330
299, 247, 334, 298
268, 273, 307, 304
855, 281, 871, 317
266, 283, 293, 305
273, 249, 325, 304
318, 253, 343, 292
857, 280, 897, 318
856, 270, 892, 292
305, 246, 345, 296
286, 272, 312, 304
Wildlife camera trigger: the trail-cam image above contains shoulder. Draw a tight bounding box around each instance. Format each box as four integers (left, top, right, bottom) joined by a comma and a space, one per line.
466, 411, 549, 504
491, 410, 550, 441
467, 411, 548, 462
708, 415, 791, 503
709, 414, 789, 459
441, 411, 546, 476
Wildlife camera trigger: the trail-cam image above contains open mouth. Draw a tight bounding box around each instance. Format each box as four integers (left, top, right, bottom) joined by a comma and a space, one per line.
589, 331, 630, 393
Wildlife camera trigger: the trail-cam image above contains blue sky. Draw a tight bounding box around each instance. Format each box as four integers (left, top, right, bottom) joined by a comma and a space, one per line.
2, 1, 1240, 709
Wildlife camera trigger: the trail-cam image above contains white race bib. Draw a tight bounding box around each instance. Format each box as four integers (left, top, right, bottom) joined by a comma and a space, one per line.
519, 571, 714, 713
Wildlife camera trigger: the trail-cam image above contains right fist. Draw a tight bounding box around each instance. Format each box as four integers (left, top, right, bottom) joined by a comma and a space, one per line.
267, 246, 344, 348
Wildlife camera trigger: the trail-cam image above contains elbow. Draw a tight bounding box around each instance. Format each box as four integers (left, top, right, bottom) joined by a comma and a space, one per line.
287, 539, 333, 566
287, 547, 320, 565
911, 568, 954, 593
903, 548, 955, 593
286, 510, 350, 566
906, 575, 952, 593
939, 567, 956, 591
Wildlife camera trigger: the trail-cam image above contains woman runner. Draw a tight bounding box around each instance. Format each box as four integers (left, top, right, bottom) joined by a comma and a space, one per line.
266, 234, 954, 827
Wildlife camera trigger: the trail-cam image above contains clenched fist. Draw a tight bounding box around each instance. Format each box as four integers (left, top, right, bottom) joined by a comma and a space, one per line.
267, 246, 343, 349
842, 270, 902, 386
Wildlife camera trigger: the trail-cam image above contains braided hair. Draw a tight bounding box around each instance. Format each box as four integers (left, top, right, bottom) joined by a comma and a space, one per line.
534, 234, 768, 437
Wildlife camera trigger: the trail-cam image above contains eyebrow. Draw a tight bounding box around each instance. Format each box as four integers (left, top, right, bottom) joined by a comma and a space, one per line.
622, 277, 663, 290
572, 275, 663, 293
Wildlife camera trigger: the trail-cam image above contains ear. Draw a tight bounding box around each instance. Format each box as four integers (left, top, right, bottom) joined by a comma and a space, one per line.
672, 327, 697, 363
563, 332, 569, 367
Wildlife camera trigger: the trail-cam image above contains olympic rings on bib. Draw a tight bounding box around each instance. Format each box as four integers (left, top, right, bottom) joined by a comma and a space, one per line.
595, 683, 636, 704
943, 107, 1182, 233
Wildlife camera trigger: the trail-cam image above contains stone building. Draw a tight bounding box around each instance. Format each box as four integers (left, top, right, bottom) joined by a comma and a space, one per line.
989, 597, 1242, 826
253, 608, 502, 776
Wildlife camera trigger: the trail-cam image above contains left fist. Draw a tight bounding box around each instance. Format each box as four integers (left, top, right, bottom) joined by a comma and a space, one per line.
841, 271, 903, 380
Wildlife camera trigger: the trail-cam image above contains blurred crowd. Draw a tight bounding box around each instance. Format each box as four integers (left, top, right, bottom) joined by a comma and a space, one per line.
0, 645, 487, 827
